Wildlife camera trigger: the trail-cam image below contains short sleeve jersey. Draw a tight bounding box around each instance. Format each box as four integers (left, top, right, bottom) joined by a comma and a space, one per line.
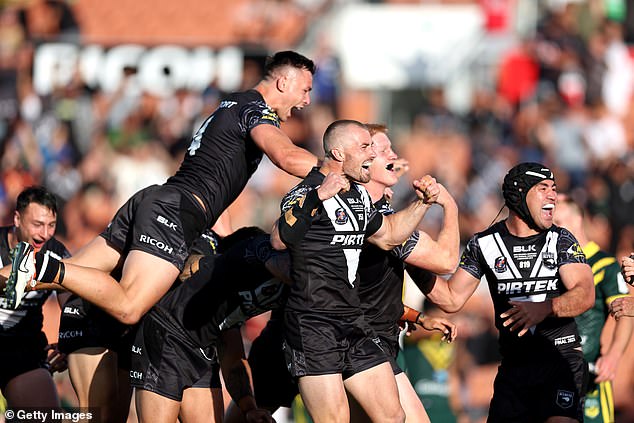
0, 227, 70, 336
358, 197, 419, 329
280, 168, 383, 315
166, 89, 280, 225
154, 233, 288, 348
459, 221, 587, 359
576, 241, 630, 363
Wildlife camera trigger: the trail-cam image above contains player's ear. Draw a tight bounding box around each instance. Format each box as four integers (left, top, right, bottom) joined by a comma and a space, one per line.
276, 74, 288, 93
330, 148, 344, 162
13, 210, 21, 228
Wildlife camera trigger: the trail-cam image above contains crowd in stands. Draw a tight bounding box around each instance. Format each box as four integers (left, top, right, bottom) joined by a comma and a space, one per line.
1, 0, 633, 421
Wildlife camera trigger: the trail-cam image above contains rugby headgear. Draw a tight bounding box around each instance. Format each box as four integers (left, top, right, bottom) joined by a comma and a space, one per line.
502, 162, 554, 229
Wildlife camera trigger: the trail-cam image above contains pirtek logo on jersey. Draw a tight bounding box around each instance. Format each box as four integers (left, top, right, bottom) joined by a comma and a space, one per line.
330, 234, 364, 246
139, 235, 173, 254
497, 279, 557, 294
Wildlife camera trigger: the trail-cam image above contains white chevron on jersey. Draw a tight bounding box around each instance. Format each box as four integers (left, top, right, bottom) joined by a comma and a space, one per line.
322, 185, 371, 286
530, 230, 559, 279
479, 233, 521, 279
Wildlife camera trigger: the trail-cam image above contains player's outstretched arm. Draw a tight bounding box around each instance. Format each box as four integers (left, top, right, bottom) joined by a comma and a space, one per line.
403, 184, 460, 275
251, 125, 318, 179
368, 175, 438, 251
400, 305, 457, 343
218, 328, 274, 423
420, 268, 482, 314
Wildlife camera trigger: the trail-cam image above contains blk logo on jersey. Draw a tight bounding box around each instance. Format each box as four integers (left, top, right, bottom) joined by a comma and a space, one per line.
63, 306, 81, 316
157, 215, 178, 231
556, 389, 574, 409
335, 208, 348, 225
494, 256, 507, 273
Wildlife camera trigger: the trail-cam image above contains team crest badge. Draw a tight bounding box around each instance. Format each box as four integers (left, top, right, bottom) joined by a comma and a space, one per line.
555, 390, 574, 409
542, 251, 556, 269
494, 256, 507, 273
335, 208, 348, 225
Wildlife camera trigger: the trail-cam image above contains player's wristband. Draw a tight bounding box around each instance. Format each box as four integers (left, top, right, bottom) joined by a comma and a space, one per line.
400, 306, 422, 324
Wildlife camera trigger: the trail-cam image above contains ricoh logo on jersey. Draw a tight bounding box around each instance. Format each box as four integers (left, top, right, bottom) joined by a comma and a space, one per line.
139, 235, 173, 254
58, 330, 83, 339
330, 234, 365, 246
130, 370, 143, 380
157, 215, 178, 231
497, 279, 558, 295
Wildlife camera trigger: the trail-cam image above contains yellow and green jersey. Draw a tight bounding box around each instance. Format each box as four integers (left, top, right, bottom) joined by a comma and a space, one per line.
575, 242, 630, 364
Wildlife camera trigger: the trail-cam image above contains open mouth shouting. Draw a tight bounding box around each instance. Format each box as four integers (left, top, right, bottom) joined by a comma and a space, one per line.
542, 203, 555, 219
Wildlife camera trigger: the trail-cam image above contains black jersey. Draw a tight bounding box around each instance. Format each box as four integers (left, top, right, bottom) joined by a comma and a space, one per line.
358, 197, 419, 329
459, 221, 586, 360
151, 233, 288, 348
165, 90, 280, 225
0, 227, 70, 336
280, 168, 383, 315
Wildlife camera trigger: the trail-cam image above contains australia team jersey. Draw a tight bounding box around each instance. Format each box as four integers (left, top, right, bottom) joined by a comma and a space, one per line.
576, 241, 630, 364
166, 89, 280, 225
0, 226, 70, 336
459, 221, 587, 359
280, 168, 383, 315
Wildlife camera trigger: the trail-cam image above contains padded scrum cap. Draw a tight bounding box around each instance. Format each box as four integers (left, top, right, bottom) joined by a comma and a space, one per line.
502, 162, 554, 228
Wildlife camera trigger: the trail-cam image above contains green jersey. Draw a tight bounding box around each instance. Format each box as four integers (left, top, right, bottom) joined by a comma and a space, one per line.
398, 334, 457, 423
576, 241, 630, 364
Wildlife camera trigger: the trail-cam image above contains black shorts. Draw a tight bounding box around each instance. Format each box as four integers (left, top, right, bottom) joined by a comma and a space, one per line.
100, 185, 207, 271
130, 309, 218, 401
0, 332, 48, 391
487, 349, 588, 422
374, 324, 403, 376
248, 317, 299, 408
58, 295, 135, 369
283, 310, 387, 378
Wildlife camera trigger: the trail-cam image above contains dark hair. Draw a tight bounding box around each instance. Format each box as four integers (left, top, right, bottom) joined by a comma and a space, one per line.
16, 186, 58, 215
264, 51, 316, 77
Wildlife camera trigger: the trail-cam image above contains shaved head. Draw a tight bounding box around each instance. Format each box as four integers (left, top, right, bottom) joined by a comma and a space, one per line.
323, 120, 368, 158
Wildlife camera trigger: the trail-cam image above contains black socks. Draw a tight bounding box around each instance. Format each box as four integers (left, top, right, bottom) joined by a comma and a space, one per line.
35, 250, 65, 284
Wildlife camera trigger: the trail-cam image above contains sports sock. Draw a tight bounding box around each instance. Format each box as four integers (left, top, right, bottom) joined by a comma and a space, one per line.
35, 250, 64, 283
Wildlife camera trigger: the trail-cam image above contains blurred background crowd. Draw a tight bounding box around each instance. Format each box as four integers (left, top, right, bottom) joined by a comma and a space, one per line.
1, 0, 634, 421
